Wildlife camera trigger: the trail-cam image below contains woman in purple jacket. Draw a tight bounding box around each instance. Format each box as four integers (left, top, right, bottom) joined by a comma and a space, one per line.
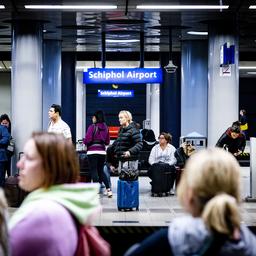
83, 110, 110, 188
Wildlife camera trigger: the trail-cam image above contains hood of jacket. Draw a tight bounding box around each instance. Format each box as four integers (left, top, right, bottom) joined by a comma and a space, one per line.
9, 183, 100, 230
95, 122, 107, 130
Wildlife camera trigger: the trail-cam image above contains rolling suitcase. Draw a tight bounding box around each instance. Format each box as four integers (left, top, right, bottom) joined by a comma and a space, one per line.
117, 179, 139, 211
77, 150, 91, 182
150, 163, 176, 196
4, 152, 28, 207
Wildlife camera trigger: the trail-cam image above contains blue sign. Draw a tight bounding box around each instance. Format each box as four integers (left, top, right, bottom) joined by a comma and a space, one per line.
83, 68, 163, 84
220, 43, 235, 66
98, 90, 134, 98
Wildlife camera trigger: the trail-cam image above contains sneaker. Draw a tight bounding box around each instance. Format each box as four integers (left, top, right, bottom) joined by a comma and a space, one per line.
103, 189, 108, 196
107, 190, 113, 198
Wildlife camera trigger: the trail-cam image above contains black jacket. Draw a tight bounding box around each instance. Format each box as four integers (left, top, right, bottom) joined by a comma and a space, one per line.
216, 128, 246, 154
174, 147, 189, 169
113, 122, 142, 161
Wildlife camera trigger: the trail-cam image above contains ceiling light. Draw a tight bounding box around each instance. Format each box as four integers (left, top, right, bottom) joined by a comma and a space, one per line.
24, 5, 117, 10
0, 5, 5, 9
187, 31, 208, 35
136, 5, 229, 10
247, 72, 256, 74
249, 6, 256, 9
106, 39, 140, 43
239, 66, 256, 70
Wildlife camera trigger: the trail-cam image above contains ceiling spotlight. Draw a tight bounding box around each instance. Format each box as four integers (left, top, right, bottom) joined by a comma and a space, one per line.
24, 5, 117, 10
136, 5, 229, 10
187, 31, 208, 36
0, 5, 5, 9
106, 39, 140, 43
239, 66, 256, 69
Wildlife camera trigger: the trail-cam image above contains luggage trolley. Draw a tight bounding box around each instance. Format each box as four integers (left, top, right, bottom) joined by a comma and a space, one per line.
180, 134, 207, 151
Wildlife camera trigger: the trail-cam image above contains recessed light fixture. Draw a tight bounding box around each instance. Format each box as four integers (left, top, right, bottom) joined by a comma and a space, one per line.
249, 6, 256, 9
0, 5, 5, 9
43, 29, 47, 33
106, 39, 140, 43
247, 72, 256, 74
239, 66, 256, 69
187, 31, 208, 35
24, 5, 117, 10
136, 5, 229, 10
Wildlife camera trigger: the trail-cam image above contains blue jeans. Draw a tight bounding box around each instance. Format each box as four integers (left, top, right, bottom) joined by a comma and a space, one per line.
102, 165, 111, 190
0, 161, 6, 187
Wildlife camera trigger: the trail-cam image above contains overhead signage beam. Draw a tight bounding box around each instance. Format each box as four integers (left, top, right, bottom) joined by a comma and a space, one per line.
83, 68, 163, 84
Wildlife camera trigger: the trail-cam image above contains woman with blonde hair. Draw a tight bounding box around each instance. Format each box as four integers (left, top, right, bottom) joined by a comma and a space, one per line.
125, 148, 256, 255
113, 110, 142, 166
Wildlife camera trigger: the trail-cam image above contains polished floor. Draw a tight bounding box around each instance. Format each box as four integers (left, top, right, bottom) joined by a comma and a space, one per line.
8, 167, 256, 227
92, 166, 256, 227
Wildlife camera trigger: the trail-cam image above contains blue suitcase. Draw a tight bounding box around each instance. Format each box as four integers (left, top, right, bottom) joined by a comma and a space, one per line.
117, 179, 139, 211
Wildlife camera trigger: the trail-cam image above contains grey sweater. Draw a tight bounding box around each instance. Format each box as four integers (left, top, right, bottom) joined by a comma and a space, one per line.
168, 216, 256, 255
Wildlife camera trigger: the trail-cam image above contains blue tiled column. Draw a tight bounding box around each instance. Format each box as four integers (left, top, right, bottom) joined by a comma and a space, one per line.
160, 53, 181, 148
42, 40, 62, 130
181, 40, 208, 137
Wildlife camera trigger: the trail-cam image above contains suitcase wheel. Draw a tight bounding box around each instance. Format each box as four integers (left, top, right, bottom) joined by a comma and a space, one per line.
136, 207, 139, 211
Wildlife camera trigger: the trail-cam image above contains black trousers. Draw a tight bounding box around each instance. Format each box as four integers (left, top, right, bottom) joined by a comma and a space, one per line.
87, 154, 106, 183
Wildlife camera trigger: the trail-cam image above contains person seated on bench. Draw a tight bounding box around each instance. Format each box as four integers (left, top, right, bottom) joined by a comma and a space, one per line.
141, 129, 158, 151
148, 132, 176, 180
174, 142, 196, 188
125, 148, 256, 256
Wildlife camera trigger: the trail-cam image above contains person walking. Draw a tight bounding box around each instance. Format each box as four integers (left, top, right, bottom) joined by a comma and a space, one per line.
48, 104, 72, 142
239, 109, 248, 139
0, 114, 13, 177
83, 110, 110, 189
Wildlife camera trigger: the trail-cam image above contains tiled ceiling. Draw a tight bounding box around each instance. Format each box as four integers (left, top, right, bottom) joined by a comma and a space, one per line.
0, 0, 255, 53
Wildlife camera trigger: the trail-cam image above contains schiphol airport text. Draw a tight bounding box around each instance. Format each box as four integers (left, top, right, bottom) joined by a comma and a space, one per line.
88, 70, 158, 80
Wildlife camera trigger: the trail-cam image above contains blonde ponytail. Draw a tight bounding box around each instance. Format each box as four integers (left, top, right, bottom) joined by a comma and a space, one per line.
202, 194, 240, 237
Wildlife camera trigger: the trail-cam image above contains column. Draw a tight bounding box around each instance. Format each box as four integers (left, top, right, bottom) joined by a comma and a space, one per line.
160, 53, 181, 148
76, 71, 86, 141
208, 21, 239, 146
61, 52, 76, 143
12, 20, 43, 162
42, 40, 62, 130
181, 40, 208, 137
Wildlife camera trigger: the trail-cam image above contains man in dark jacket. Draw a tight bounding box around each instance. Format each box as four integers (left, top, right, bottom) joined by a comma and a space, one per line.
0, 125, 10, 186
216, 124, 246, 156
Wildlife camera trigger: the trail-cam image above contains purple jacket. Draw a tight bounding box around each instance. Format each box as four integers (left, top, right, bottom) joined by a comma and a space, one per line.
83, 123, 110, 152
10, 200, 78, 256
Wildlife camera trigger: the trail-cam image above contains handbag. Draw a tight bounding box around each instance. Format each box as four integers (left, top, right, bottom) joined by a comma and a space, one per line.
119, 162, 139, 181
6, 137, 15, 157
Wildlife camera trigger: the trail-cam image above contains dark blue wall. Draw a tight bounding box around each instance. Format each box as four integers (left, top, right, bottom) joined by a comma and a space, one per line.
240, 77, 256, 138
86, 84, 146, 129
